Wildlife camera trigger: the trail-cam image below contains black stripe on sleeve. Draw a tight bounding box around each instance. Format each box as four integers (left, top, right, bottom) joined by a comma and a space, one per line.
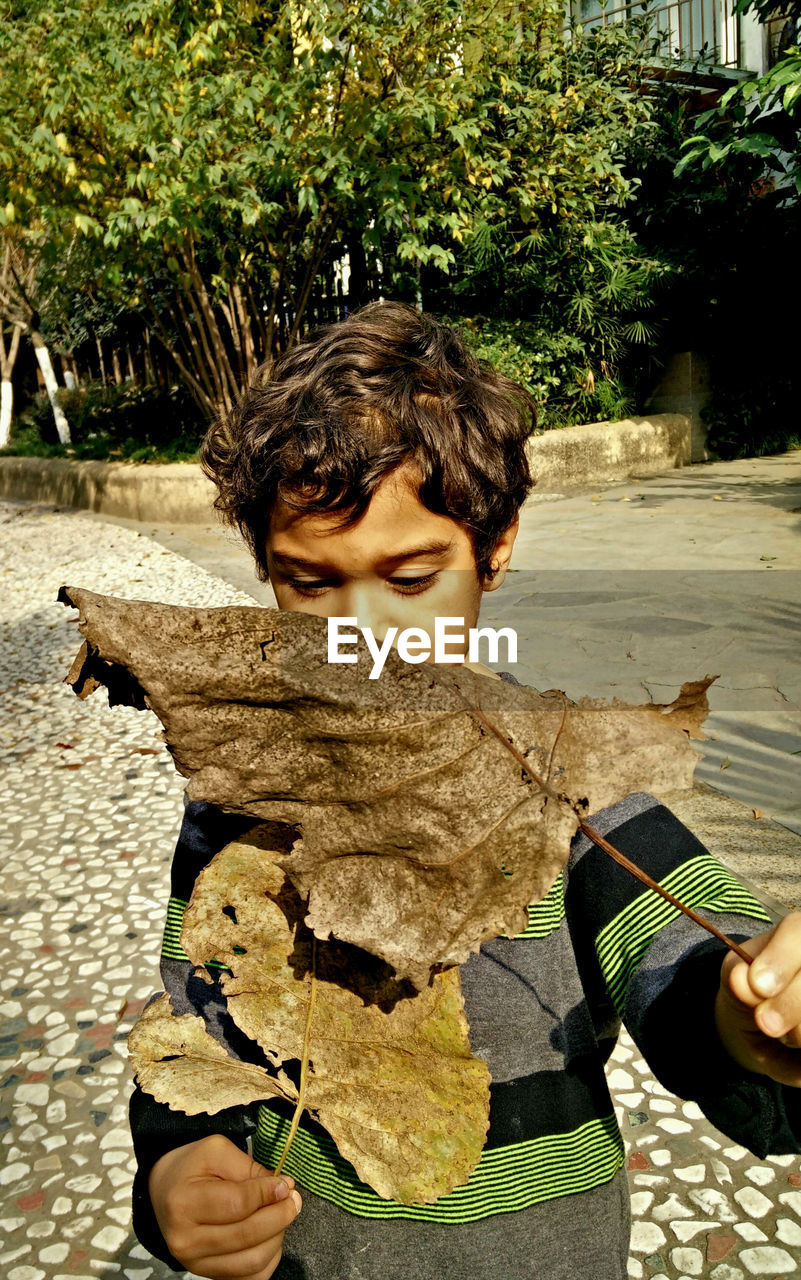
565, 800, 714, 1010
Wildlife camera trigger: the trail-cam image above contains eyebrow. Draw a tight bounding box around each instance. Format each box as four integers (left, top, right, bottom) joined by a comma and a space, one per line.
271, 539, 456, 574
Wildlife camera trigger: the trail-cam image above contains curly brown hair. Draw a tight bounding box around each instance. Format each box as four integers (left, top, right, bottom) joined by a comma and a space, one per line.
201, 300, 536, 583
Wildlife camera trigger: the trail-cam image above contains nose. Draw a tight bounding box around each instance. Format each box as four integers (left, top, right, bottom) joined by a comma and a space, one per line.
342, 576, 395, 642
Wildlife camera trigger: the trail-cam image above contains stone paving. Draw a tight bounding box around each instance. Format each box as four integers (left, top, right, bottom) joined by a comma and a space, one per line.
2, 492, 801, 1280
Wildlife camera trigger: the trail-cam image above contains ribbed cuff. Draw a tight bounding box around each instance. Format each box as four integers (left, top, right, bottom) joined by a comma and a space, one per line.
634, 937, 801, 1158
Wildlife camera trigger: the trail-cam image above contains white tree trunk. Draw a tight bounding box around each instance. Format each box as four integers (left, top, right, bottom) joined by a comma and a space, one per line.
31, 331, 71, 444
0, 322, 22, 448
0, 379, 12, 447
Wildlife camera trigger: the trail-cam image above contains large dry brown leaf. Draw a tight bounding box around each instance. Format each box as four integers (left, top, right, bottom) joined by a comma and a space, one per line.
59, 586, 713, 987
130, 826, 491, 1204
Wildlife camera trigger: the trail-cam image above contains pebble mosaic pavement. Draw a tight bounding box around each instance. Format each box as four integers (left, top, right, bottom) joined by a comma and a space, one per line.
2, 498, 801, 1280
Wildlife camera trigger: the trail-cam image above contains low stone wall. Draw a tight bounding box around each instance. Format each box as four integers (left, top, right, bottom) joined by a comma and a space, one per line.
0, 455, 219, 523
526, 412, 692, 490
0, 412, 692, 520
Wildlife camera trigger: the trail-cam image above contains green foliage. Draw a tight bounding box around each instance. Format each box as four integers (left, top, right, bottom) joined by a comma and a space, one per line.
623, 57, 801, 460
3, 382, 204, 462
420, 14, 669, 424
0, 0, 670, 424
676, 50, 801, 199
454, 217, 668, 391
454, 315, 636, 427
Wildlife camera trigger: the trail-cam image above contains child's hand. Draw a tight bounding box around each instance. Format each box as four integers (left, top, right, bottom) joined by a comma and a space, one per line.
716, 912, 801, 1086
148, 1133, 302, 1279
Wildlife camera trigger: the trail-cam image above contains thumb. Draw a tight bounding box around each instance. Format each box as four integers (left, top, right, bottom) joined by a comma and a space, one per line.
193, 1136, 295, 1193
231, 1163, 300, 1223
245, 1157, 296, 1196
722, 930, 774, 1009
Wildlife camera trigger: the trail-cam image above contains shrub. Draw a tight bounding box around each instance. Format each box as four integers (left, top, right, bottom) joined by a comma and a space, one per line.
5, 381, 206, 462
702, 377, 801, 460
454, 314, 637, 429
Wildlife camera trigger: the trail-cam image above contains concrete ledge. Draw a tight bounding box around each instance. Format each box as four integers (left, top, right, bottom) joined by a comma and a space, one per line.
0, 413, 692, 520
526, 413, 692, 490
0, 456, 218, 523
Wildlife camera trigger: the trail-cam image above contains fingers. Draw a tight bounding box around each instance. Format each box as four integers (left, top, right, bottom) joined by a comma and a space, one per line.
748, 911, 801, 998
719, 914, 801, 1082
190, 1135, 295, 1194
742, 1040, 801, 1089
194, 1241, 285, 1280
151, 1135, 303, 1275
228, 1191, 304, 1254
724, 914, 801, 1030
722, 925, 780, 1004
193, 1169, 297, 1227
189, 1192, 302, 1280
165, 1172, 299, 1254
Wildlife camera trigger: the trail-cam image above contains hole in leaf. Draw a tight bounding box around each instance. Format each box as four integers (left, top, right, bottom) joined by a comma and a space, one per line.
281, 1057, 302, 1089
222, 905, 237, 924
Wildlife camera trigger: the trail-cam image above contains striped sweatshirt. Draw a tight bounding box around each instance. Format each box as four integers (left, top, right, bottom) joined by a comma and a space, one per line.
129, 671, 801, 1279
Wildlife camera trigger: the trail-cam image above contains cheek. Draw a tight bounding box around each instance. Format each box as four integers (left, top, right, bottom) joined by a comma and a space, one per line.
431, 569, 484, 617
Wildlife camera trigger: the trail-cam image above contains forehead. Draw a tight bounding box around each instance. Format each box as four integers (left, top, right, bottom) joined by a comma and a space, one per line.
267, 465, 471, 571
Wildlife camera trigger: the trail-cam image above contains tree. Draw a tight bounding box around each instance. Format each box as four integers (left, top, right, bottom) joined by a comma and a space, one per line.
675, 0, 800, 197
622, 2, 801, 458
423, 13, 669, 420
1, 0, 665, 426
0, 233, 71, 444
0, 243, 24, 447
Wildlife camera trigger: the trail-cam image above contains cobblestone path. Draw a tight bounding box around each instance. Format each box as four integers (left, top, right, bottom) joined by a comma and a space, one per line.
1, 500, 800, 1280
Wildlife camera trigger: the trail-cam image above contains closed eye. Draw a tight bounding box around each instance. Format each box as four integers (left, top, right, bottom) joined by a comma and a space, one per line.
286, 572, 440, 598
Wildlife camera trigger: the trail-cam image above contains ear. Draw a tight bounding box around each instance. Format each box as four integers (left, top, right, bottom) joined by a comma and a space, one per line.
481, 513, 520, 592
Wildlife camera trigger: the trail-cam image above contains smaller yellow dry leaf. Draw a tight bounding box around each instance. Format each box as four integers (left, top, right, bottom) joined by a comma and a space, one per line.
127, 995, 295, 1113
753, 808, 765, 820
128, 828, 491, 1205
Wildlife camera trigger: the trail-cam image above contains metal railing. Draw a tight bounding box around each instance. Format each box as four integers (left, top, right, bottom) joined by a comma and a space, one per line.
575, 0, 742, 69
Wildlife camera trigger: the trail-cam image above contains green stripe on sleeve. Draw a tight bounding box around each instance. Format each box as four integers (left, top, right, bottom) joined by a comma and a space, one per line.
595, 854, 772, 1013
502, 869, 565, 939
161, 896, 190, 961
252, 1108, 624, 1221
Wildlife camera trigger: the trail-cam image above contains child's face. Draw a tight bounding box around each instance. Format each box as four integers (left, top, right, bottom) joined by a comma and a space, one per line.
265, 463, 518, 678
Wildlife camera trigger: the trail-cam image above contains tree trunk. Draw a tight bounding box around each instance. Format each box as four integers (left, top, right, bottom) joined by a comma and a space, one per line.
31, 329, 71, 444
111, 347, 123, 385
0, 322, 22, 448
346, 231, 369, 312
143, 328, 156, 385
0, 379, 12, 447
179, 242, 240, 412
94, 332, 108, 385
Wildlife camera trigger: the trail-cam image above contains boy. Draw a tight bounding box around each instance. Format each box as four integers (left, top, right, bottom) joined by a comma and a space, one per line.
130, 300, 801, 1279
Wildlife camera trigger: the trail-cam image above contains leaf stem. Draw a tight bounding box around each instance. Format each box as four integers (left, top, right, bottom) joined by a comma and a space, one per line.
274, 937, 317, 1177
579, 820, 752, 964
